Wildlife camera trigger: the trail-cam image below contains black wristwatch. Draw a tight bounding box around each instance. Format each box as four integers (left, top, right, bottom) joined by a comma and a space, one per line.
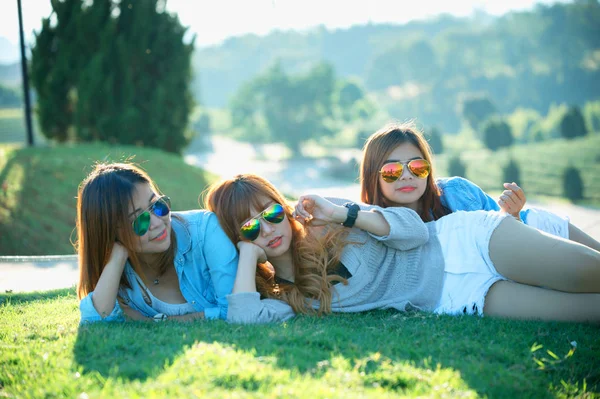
342, 202, 360, 228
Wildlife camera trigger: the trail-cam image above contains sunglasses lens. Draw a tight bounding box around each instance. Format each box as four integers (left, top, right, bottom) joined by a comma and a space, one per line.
133, 211, 151, 236
263, 203, 285, 224
240, 218, 260, 241
152, 197, 171, 217
408, 159, 430, 179
380, 162, 403, 183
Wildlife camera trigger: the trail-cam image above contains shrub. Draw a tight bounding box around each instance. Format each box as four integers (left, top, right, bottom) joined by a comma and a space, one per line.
502, 158, 521, 187
560, 106, 588, 139
448, 155, 466, 178
563, 166, 584, 201
482, 119, 514, 151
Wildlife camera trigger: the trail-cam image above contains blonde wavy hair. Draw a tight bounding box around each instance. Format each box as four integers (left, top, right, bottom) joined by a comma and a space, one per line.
203, 174, 349, 314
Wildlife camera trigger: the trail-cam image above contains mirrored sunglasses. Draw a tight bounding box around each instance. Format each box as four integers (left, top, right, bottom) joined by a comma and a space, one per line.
132, 196, 171, 236
379, 159, 431, 182
239, 203, 285, 241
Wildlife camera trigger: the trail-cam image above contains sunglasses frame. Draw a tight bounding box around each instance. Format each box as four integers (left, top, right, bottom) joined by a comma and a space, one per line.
239, 203, 285, 242
132, 195, 171, 236
379, 159, 431, 182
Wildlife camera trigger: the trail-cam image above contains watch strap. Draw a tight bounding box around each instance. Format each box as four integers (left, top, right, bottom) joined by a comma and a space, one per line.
342, 202, 360, 228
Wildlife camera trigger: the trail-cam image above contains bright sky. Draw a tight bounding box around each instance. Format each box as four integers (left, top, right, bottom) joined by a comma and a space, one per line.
1, 0, 567, 57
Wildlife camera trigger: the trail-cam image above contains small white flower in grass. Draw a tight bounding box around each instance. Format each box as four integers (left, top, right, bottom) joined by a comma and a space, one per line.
74, 372, 81, 378
78, 393, 89, 399
42, 353, 48, 361
570, 341, 577, 348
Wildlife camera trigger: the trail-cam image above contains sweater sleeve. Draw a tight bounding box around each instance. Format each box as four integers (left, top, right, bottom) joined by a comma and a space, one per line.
226, 292, 296, 324
326, 197, 429, 251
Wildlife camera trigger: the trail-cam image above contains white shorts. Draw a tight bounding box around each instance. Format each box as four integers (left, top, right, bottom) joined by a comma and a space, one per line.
432, 210, 509, 316
522, 208, 570, 239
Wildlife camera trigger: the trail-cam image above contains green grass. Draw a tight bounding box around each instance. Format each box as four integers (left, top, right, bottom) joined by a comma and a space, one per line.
0, 107, 46, 145
435, 135, 600, 207
0, 143, 215, 255
1, 289, 599, 398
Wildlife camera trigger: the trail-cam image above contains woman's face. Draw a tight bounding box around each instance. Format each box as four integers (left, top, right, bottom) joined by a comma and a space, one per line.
241, 196, 293, 259
129, 182, 172, 253
378, 142, 428, 211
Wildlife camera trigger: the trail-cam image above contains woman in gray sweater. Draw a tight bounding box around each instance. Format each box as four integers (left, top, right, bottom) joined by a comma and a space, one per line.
204, 174, 600, 324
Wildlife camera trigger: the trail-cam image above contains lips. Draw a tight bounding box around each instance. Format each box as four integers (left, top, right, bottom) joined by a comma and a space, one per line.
152, 229, 168, 241
268, 236, 282, 248
397, 186, 416, 192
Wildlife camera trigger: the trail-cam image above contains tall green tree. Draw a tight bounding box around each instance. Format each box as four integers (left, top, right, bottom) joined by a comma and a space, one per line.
230, 61, 336, 156
30, 0, 194, 153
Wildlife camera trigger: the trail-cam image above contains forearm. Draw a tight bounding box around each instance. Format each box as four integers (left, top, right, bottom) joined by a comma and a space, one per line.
91, 258, 127, 318
334, 206, 390, 236
232, 249, 259, 294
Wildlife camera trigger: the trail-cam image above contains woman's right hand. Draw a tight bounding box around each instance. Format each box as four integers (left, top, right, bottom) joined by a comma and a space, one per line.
237, 241, 267, 264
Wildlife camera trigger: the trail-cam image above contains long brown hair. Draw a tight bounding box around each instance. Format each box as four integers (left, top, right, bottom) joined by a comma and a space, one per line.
203, 174, 348, 314
360, 122, 450, 222
75, 162, 176, 299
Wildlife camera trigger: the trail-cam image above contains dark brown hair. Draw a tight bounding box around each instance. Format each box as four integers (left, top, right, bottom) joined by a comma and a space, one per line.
360, 122, 450, 221
75, 162, 175, 299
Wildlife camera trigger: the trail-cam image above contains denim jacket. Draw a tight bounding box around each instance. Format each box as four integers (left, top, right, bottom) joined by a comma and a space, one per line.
79, 210, 238, 324
437, 176, 568, 237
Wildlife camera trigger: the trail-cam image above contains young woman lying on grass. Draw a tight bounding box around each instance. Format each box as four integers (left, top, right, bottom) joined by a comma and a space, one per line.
360, 122, 600, 252
204, 174, 600, 324
76, 162, 238, 323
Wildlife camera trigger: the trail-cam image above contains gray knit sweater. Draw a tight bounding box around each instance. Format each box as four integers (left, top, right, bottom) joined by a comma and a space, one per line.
226, 199, 445, 324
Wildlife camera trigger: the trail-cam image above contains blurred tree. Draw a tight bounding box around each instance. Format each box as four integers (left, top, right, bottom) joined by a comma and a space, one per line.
448, 155, 466, 178
336, 80, 364, 110
560, 106, 588, 139
482, 118, 514, 151
583, 100, 600, 133
424, 127, 444, 155
30, 0, 194, 153
461, 96, 497, 133
230, 61, 336, 156
563, 166, 584, 201
502, 158, 521, 187
0, 84, 21, 108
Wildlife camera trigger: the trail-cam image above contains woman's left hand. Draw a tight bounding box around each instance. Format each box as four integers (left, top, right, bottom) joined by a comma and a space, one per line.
498, 182, 525, 220
294, 194, 344, 226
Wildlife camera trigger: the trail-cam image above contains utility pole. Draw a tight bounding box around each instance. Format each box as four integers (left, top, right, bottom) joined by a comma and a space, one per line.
17, 0, 35, 146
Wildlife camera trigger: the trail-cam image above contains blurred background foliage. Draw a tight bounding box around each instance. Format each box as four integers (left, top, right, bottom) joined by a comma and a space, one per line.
0, 0, 599, 206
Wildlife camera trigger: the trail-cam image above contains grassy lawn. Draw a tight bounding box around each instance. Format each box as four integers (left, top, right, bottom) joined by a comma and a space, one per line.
1, 289, 599, 398
0, 143, 215, 255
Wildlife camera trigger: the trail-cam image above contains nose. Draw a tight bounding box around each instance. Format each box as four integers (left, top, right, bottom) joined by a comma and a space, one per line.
148, 212, 164, 230
259, 218, 275, 236
399, 164, 413, 180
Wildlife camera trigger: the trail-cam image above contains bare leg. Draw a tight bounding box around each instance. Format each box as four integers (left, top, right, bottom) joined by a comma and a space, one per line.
568, 222, 600, 252
484, 281, 600, 322
489, 217, 600, 293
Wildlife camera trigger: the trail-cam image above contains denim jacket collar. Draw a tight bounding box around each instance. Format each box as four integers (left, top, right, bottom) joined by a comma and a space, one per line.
171, 214, 192, 258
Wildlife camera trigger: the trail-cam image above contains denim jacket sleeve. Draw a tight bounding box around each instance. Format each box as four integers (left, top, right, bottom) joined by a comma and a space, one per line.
438, 177, 500, 212
200, 213, 239, 320
79, 292, 125, 324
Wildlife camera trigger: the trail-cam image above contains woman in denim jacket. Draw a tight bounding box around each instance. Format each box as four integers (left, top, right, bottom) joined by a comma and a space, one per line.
77, 162, 238, 324
359, 122, 600, 251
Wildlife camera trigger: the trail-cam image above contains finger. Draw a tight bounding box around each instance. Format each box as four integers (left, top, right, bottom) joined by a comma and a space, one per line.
509, 183, 526, 202
501, 193, 519, 208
